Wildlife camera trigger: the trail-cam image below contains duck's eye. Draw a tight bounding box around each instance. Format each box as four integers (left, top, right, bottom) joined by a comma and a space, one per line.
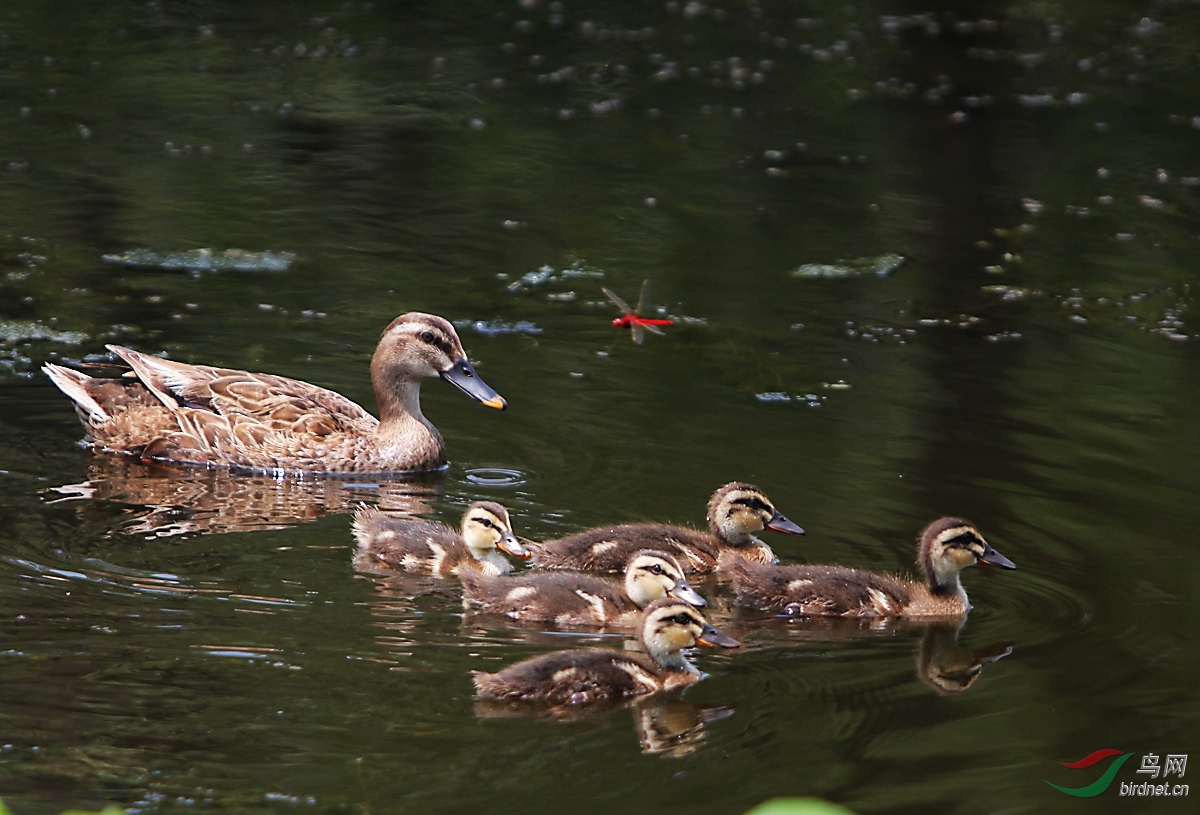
472, 517, 494, 530
672, 613, 693, 625
649, 564, 664, 575
949, 532, 978, 547
420, 330, 435, 343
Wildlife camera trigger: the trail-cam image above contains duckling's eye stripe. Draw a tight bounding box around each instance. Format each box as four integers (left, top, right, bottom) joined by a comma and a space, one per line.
470, 516, 494, 529
936, 528, 975, 546
731, 497, 769, 511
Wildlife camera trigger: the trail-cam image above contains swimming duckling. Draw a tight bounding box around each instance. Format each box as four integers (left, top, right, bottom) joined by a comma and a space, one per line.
460, 550, 706, 629
352, 501, 529, 577
730, 517, 1016, 617
472, 598, 739, 704
525, 482, 805, 575
43, 313, 505, 474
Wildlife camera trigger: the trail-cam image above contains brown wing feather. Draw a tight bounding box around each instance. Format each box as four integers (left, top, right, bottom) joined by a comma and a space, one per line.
472, 649, 663, 703
528, 524, 720, 574
730, 560, 912, 616
351, 508, 469, 575
461, 570, 634, 625
107, 346, 376, 432
94, 345, 393, 471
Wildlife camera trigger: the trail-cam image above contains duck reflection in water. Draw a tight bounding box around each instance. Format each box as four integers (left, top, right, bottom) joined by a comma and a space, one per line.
43, 455, 441, 537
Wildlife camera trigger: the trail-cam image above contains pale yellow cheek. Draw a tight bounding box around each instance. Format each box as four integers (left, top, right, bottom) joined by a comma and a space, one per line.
662, 629, 695, 650
950, 549, 976, 568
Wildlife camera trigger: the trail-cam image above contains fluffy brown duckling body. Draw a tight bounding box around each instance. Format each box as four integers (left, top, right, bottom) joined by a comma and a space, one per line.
472, 598, 739, 704
730, 517, 1016, 617
460, 550, 706, 629
353, 501, 529, 577
525, 482, 805, 575
43, 313, 505, 474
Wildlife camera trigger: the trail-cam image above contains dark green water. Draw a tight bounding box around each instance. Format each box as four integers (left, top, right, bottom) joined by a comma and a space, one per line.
2, 1, 1198, 813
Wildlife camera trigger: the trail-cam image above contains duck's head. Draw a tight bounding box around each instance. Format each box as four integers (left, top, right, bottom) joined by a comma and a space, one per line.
372, 313, 506, 410
625, 550, 707, 609
640, 598, 739, 671
460, 501, 529, 560
917, 517, 1015, 595
706, 482, 805, 545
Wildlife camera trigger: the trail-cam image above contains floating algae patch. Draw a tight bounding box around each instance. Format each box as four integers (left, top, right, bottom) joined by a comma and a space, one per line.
0, 319, 88, 345
453, 319, 543, 336
101, 249, 296, 274
505, 260, 604, 292
791, 253, 907, 279
0, 319, 88, 375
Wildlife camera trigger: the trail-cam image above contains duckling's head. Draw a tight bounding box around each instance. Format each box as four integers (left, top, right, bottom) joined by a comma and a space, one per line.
625, 550, 707, 609
917, 517, 1016, 595
460, 501, 529, 561
640, 598, 739, 672
372, 313, 505, 412
706, 482, 805, 545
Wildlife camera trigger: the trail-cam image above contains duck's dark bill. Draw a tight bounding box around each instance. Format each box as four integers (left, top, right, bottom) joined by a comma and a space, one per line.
765, 510, 805, 536
499, 532, 531, 559
978, 545, 1017, 569
669, 582, 708, 608
442, 358, 506, 410
696, 623, 740, 649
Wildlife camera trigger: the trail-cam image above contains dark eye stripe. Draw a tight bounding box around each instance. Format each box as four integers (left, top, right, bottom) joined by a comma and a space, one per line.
732, 497, 770, 511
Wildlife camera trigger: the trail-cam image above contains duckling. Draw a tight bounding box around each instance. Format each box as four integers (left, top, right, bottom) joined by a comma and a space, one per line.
460, 550, 706, 629
472, 598, 739, 704
525, 482, 805, 575
730, 517, 1015, 617
43, 313, 505, 474
352, 501, 529, 577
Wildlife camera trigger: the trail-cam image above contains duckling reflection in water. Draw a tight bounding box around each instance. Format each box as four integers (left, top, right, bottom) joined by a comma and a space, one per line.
472, 599, 739, 704
730, 517, 1015, 617
461, 550, 706, 630
917, 621, 1013, 695
526, 482, 805, 575
43, 312, 505, 475
474, 695, 736, 758
353, 502, 530, 577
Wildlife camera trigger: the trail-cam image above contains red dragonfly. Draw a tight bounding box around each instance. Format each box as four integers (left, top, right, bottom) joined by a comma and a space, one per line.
603, 280, 674, 344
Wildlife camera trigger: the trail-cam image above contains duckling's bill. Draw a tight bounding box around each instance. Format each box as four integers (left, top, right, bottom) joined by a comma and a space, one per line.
977, 545, 1016, 569
441, 357, 506, 410
765, 510, 805, 536
696, 622, 740, 649
499, 532, 531, 559
668, 580, 707, 608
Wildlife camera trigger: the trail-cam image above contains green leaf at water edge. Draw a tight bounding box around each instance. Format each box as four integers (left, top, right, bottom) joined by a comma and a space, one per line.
744, 797, 858, 815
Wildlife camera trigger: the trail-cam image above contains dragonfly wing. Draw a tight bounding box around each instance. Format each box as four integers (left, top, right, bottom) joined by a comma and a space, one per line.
631, 322, 645, 344
602, 286, 633, 315
643, 322, 667, 336
636, 279, 650, 317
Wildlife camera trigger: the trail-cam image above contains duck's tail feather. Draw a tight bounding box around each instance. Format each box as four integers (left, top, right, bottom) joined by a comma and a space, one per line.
43, 363, 109, 422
